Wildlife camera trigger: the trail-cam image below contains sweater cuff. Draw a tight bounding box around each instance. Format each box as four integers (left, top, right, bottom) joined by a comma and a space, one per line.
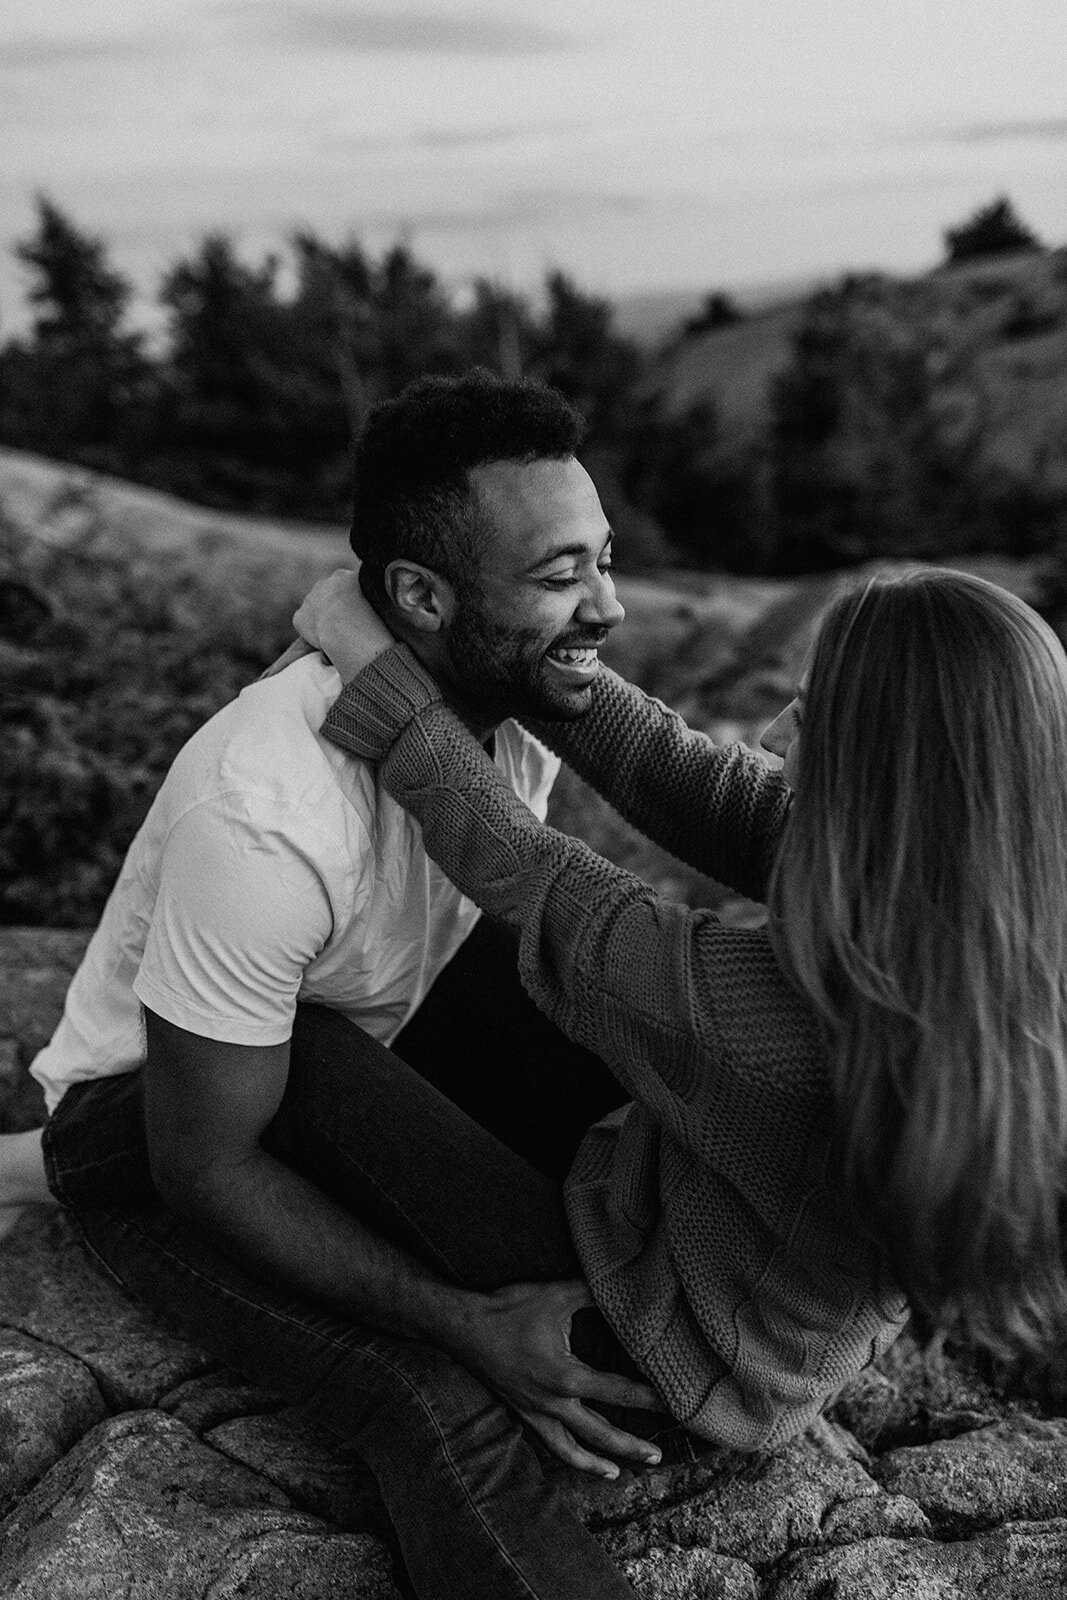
322, 644, 442, 762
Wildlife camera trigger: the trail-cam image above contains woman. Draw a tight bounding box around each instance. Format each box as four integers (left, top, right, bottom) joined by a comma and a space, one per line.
5, 563, 1066, 1597
314, 560, 1067, 1368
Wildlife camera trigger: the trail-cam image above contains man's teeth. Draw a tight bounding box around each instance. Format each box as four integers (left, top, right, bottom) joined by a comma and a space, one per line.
550, 647, 598, 664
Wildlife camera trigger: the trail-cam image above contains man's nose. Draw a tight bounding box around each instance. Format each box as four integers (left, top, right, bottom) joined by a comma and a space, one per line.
579, 572, 625, 631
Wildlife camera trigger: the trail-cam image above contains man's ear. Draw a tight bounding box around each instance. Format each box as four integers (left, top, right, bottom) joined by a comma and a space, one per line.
382, 560, 456, 635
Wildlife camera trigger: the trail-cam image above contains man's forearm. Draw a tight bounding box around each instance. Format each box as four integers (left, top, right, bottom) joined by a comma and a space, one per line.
138, 971, 662, 1474
158, 1142, 477, 1350
158, 1136, 665, 1475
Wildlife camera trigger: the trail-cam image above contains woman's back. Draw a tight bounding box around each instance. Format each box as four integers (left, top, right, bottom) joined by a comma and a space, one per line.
563, 910, 906, 1453
769, 567, 1067, 1361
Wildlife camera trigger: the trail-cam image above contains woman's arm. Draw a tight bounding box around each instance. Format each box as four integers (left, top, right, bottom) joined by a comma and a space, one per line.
323, 647, 794, 1120
288, 567, 790, 904
524, 671, 790, 904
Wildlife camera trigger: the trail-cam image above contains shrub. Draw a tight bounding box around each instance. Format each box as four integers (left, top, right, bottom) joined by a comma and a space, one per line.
0, 498, 306, 926
943, 196, 1044, 265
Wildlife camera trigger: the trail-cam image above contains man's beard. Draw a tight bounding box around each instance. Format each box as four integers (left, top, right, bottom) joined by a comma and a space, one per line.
444, 595, 592, 723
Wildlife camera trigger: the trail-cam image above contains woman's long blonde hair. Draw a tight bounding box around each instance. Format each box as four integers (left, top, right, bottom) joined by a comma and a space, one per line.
769, 566, 1067, 1358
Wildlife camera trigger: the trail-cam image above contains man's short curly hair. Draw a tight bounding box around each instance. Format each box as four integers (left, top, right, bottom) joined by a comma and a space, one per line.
350, 370, 585, 592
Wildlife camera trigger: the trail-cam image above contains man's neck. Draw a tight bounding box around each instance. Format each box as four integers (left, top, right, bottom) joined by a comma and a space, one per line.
366, 588, 501, 745
417, 665, 501, 745
439, 694, 501, 746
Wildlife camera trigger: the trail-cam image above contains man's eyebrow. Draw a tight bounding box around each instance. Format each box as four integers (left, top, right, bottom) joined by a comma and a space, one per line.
524, 530, 613, 574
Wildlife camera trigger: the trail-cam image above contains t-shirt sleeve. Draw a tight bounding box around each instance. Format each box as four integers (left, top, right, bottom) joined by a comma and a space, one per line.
133, 791, 359, 1045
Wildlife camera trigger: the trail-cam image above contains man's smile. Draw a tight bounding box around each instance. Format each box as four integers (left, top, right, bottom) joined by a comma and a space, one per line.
544, 632, 607, 686
544, 646, 599, 685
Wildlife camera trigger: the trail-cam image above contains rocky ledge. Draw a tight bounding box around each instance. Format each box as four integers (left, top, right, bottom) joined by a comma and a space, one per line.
3, 926, 1067, 1598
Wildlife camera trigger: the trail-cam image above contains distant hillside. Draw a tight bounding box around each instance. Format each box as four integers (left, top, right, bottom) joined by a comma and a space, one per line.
0, 444, 782, 653
646, 248, 1067, 456
626, 245, 1067, 572
649, 301, 804, 434
613, 275, 821, 351
0, 447, 345, 567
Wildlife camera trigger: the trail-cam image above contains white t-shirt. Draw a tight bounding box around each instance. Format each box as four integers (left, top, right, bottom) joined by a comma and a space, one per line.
31, 653, 559, 1112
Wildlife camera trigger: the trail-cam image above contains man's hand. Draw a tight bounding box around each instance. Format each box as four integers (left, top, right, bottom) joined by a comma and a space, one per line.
452, 1280, 663, 1479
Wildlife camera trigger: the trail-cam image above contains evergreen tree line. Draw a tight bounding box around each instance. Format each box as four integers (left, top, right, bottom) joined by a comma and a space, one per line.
1, 194, 1062, 574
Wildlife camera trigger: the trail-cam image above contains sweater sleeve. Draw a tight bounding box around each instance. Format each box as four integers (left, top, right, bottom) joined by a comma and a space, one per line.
523, 670, 790, 903
322, 646, 788, 1116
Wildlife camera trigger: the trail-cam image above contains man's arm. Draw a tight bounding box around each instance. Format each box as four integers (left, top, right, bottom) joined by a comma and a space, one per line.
143, 1011, 467, 1341
142, 1009, 662, 1476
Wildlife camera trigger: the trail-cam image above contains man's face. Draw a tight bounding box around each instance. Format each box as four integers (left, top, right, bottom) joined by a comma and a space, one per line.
442, 457, 625, 722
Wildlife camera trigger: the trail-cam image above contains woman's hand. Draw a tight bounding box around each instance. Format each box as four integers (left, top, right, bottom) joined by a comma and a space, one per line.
292, 568, 395, 684
260, 570, 395, 683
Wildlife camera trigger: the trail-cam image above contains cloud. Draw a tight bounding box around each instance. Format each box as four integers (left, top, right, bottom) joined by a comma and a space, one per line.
324, 119, 591, 156
220, 2, 580, 56
412, 120, 587, 150
954, 118, 1067, 144
0, 30, 161, 70
385, 188, 652, 235
0, 6, 581, 75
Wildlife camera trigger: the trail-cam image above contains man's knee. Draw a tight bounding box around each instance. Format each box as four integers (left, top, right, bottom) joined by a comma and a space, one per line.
282, 1004, 401, 1124
44, 1072, 155, 1209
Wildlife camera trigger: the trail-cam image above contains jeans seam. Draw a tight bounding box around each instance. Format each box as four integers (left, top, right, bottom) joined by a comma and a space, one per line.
74, 1204, 548, 1599
390, 1382, 544, 1599
51, 1145, 149, 1175
363, 1349, 546, 1599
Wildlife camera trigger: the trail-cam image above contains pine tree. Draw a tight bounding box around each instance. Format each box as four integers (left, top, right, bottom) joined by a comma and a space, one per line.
0, 194, 145, 463
944, 196, 1043, 265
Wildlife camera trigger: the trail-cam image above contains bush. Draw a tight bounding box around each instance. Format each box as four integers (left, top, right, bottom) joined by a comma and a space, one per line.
944, 196, 1043, 265
680, 292, 746, 339
0, 499, 307, 926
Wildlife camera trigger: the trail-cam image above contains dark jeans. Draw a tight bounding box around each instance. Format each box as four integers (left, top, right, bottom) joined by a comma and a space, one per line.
392, 917, 628, 1182
42, 923, 646, 1600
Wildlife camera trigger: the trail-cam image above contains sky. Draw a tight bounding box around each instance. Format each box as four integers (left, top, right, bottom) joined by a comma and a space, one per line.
1, 0, 1065, 332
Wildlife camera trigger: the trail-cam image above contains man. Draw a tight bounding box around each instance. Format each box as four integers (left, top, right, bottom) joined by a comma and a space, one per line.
21, 373, 660, 1598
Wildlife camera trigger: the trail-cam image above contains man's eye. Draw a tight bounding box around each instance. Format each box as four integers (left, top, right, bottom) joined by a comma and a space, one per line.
543, 573, 580, 588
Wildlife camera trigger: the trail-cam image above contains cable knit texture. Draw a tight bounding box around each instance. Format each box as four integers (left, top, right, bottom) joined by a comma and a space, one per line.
322, 648, 908, 1452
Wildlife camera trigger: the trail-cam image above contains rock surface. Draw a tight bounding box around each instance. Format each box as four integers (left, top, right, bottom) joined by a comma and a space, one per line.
3, 926, 1067, 1597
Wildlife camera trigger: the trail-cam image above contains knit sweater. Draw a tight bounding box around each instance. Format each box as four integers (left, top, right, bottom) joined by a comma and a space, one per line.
322, 649, 908, 1453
